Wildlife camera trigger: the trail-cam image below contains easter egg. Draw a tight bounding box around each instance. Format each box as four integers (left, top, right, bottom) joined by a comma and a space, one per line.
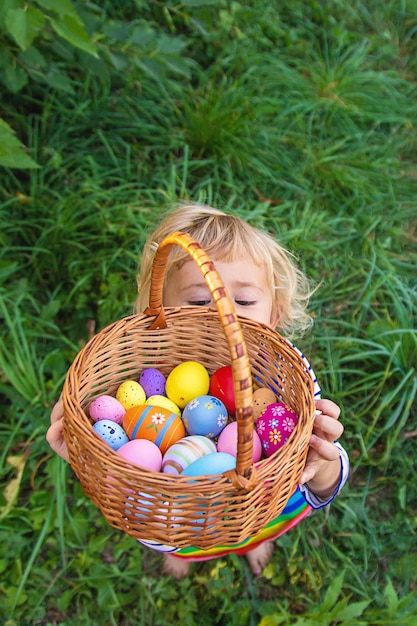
209, 365, 236, 414
162, 435, 217, 475
88, 395, 126, 424
139, 368, 166, 398
256, 402, 299, 457
116, 380, 146, 410
182, 452, 236, 477
117, 439, 162, 472
165, 361, 210, 408
217, 421, 262, 462
253, 387, 277, 421
123, 405, 186, 454
145, 395, 181, 416
93, 420, 129, 450
182, 395, 228, 439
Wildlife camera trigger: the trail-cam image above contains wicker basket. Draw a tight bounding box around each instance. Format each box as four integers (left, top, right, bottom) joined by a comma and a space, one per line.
62, 232, 315, 550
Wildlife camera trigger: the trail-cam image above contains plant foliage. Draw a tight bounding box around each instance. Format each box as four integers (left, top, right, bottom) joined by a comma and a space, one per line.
1, 1, 417, 624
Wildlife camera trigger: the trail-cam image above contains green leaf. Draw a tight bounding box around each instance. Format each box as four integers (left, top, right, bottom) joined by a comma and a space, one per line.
50, 14, 97, 56
18, 45, 47, 70
5, 7, 45, 50
1, 59, 28, 92
157, 34, 188, 55
42, 66, 74, 93
0, 0, 23, 23
258, 617, 287, 626
130, 24, 157, 47
384, 577, 399, 614
34, 0, 79, 19
182, 0, 220, 6
164, 56, 193, 79
321, 570, 345, 611
0, 118, 39, 169
334, 600, 370, 622
0, 454, 28, 521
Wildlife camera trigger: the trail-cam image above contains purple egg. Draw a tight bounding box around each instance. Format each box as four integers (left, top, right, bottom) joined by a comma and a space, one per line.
139, 368, 166, 398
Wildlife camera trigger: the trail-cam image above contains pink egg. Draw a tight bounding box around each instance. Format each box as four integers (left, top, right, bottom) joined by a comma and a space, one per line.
217, 421, 262, 462
256, 403, 299, 457
89, 395, 126, 424
117, 439, 162, 472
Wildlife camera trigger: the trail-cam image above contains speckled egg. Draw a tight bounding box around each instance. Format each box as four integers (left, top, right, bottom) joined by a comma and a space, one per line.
116, 380, 146, 410
252, 387, 277, 421
256, 402, 299, 457
162, 435, 217, 475
88, 395, 126, 424
217, 421, 262, 462
182, 395, 228, 439
122, 405, 186, 454
166, 361, 210, 408
93, 420, 129, 450
145, 395, 181, 416
139, 368, 166, 398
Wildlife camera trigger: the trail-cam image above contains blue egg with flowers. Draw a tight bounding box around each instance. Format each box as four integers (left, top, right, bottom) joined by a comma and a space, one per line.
182, 395, 228, 439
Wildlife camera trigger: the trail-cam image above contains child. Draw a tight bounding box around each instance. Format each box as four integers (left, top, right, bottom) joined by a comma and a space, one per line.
47, 203, 349, 579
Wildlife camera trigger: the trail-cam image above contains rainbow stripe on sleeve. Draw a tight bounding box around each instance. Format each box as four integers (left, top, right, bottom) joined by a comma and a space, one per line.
172, 488, 312, 561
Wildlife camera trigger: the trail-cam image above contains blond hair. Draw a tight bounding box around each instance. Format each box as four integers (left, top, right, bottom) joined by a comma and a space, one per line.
135, 203, 313, 338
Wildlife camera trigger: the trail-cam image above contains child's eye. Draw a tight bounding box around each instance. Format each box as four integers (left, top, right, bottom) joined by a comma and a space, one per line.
235, 300, 256, 306
188, 300, 211, 306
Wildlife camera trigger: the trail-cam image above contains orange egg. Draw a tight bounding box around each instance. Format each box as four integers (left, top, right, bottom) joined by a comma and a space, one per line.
122, 405, 186, 454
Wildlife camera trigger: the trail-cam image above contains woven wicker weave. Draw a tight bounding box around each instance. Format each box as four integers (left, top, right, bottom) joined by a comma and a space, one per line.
62, 232, 315, 550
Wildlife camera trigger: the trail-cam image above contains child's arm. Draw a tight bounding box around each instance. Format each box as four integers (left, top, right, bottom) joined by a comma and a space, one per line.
46, 396, 70, 462
299, 398, 348, 503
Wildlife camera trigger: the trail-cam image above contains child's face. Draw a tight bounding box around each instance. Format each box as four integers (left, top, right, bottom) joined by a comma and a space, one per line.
164, 258, 279, 328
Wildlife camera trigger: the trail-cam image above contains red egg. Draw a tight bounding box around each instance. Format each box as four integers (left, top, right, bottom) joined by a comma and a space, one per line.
209, 365, 236, 414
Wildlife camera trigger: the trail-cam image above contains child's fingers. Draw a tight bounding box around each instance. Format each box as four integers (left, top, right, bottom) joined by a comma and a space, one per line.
309, 435, 341, 461
46, 421, 70, 462
299, 463, 318, 485
314, 398, 341, 419
313, 413, 344, 440
50, 396, 64, 424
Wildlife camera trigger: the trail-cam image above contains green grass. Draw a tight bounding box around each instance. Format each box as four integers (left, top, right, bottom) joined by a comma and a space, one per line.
1, 1, 417, 624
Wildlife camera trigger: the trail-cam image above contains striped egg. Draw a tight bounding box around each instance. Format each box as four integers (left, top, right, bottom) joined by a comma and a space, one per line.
162, 435, 217, 475
122, 405, 186, 454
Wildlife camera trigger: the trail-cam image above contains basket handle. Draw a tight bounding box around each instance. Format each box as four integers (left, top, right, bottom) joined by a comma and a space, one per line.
143, 231, 256, 489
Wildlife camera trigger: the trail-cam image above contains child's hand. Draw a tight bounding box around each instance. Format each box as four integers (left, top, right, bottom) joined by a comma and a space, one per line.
299, 399, 344, 498
46, 396, 70, 462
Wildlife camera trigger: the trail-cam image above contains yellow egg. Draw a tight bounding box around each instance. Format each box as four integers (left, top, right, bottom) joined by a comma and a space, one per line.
116, 380, 146, 410
146, 395, 181, 416
166, 361, 210, 409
